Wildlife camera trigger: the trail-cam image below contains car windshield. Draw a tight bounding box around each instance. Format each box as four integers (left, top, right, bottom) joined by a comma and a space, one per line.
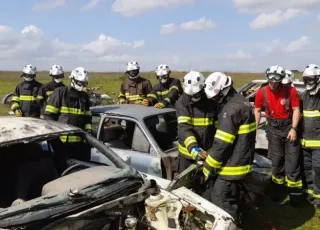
143, 112, 178, 152
0, 132, 122, 209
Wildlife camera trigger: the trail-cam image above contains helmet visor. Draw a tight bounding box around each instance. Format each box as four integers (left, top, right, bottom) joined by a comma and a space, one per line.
266, 73, 283, 82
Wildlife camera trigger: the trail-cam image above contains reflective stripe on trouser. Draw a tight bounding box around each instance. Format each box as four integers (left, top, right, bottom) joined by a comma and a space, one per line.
268, 123, 303, 196
60, 135, 82, 143
303, 148, 320, 199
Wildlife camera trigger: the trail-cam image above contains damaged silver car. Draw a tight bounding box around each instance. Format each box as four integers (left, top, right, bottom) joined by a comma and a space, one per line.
0, 116, 238, 230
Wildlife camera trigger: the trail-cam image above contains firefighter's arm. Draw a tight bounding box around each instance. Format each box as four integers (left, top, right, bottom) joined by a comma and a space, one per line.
176, 100, 201, 159
203, 109, 241, 178
145, 86, 158, 106
43, 89, 61, 121
290, 87, 301, 129
254, 89, 263, 127
162, 79, 183, 107
11, 86, 23, 116
118, 83, 126, 104
145, 80, 153, 94
84, 94, 92, 133
37, 85, 46, 108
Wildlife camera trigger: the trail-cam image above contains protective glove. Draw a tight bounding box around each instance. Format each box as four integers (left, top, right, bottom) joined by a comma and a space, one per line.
117, 99, 126, 104
143, 98, 150, 106
15, 109, 23, 117
134, 100, 143, 105
191, 147, 207, 161
154, 102, 165, 109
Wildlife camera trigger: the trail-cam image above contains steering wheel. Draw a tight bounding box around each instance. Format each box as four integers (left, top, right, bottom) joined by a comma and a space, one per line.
61, 164, 88, 177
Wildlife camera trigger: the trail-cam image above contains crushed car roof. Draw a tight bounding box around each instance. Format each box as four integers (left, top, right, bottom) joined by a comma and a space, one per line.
0, 116, 82, 146
91, 104, 176, 120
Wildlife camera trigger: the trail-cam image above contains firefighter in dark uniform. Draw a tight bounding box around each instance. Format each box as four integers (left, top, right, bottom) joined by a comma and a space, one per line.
203, 72, 256, 228
37, 64, 65, 117
175, 71, 217, 173
11, 64, 42, 118
118, 61, 152, 105
300, 64, 320, 207
44, 67, 92, 161
254, 65, 303, 205
143, 64, 183, 109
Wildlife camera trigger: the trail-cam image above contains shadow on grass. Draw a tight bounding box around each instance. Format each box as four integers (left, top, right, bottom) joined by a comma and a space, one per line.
242, 195, 316, 230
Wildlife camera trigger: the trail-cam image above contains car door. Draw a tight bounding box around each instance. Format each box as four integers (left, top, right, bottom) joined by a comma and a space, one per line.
96, 115, 162, 178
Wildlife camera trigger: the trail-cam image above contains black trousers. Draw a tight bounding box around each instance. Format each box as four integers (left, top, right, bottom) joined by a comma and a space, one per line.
267, 120, 302, 201
303, 148, 320, 204
206, 177, 241, 226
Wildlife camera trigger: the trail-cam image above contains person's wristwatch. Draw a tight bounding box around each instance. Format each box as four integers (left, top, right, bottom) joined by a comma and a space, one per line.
291, 126, 298, 131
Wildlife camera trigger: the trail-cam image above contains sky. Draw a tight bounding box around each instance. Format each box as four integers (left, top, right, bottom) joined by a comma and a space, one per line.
0, 0, 320, 72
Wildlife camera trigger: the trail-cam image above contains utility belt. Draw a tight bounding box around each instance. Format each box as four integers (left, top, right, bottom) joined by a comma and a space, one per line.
267, 117, 292, 128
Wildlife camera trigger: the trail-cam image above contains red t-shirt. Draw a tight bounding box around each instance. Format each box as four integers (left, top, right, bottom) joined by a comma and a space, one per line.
255, 84, 300, 119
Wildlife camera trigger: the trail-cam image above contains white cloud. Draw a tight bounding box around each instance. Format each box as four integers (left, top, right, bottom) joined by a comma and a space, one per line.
0, 25, 318, 72
111, 0, 196, 17
233, 0, 320, 13
226, 49, 252, 60
250, 9, 303, 29
80, 0, 104, 11
32, 0, 66, 11
160, 17, 216, 35
160, 24, 177, 35
180, 17, 216, 31
317, 14, 320, 21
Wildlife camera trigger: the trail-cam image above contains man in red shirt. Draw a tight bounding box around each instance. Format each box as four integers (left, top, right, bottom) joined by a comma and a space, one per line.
254, 65, 302, 205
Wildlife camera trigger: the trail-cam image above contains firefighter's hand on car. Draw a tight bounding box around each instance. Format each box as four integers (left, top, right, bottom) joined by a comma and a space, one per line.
134, 100, 143, 105
143, 98, 150, 106
154, 102, 165, 109
191, 147, 207, 161
15, 109, 23, 117
117, 99, 126, 104
287, 128, 297, 142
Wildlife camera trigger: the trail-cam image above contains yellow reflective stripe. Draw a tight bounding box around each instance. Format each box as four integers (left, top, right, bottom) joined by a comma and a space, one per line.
124, 93, 146, 101
19, 95, 36, 101
272, 175, 285, 184
60, 135, 82, 143
177, 116, 191, 124
238, 122, 256, 134
164, 98, 171, 103
217, 165, 252, 176
156, 86, 179, 96
285, 177, 302, 188
85, 124, 92, 130
60, 106, 86, 115
184, 136, 197, 149
305, 189, 313, 195
177, 116, 213, 126
178, 144, 192, 158
119, 93, 125, 97
12, 96, 20, 101
205, 155, 223, 168
45, 105, 59, 114
203, 167, 210, 180
147, 94, 157, 99
314, 194, 320, 199
37, 95, 44, 100
303, 110, 320, 117
46, 91, 53, 96
84, 110, 92, 116
215, 130, 236, 144
301, 139, 320, 148
11, 103, 20, 110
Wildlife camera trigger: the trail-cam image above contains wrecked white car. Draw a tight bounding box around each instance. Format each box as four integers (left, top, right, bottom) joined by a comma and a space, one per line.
0, 116, 237, 230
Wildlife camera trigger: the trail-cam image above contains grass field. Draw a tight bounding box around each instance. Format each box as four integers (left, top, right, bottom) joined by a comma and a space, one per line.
1, 70, 319, 230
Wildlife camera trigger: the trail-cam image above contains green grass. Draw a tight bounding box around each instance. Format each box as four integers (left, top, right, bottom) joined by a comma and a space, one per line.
1, 71, 317, 230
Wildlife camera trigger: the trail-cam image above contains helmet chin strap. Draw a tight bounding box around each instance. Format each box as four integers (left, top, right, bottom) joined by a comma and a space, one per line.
71, 80, 83, 91
309, 83, 320, 95
24, 77, 34, 82
54, 78, 63, 83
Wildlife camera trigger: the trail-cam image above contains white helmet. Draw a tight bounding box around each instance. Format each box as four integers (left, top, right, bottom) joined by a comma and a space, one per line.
282, 69, 295, 84
265, 65, 286, 83
126, 61, 140, 79
155, 64, 171, 84
69, 67, 89, 91
183, 71, 205, 102
204, 72, 232, 99
303, 65, 320, 93
49, 64, 64, 83
22, 64, 36, 81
